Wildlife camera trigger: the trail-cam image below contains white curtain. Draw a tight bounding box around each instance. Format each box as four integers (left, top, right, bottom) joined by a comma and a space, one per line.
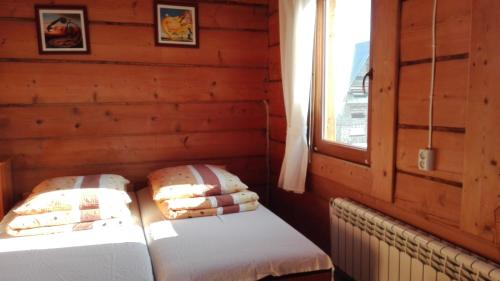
278, 0, 317, 193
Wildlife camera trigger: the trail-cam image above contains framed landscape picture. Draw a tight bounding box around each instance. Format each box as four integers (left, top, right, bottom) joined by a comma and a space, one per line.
35, 5, 90, 54
154, 1, 199, 48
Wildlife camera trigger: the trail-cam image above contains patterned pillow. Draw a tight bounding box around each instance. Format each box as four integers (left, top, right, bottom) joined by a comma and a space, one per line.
148, 164, 248, 201
14, 174, 131, 215
8, 203, 131, 230
6, 217, 131, 237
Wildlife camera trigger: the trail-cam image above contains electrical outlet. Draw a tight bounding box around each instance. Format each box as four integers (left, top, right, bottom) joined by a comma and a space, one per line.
418, 148, 435, 171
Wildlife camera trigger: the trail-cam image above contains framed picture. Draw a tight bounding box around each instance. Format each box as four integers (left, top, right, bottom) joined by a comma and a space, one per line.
34, 5, 91, 54
154, 1, 199, 48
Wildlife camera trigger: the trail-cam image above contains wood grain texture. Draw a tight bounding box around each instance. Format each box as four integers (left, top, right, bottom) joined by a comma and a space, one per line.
0, 102, 266, 139
268, 12, 279, 46
1, 130, 266, 170
400, 0, 471, 62
398, 59, 468, 128
268, 45, 281, 81
369, 0, 400, 202
460, 0, 500, 242
310, 153, 372, 194
394, 173, 461, 228
0, 0, 269, 201
0, 1, 268, 30
268, 0, 278, 15
496, 208, 500, 245
269, 140, 285, 179
266, 2, 285, 188
267, 81, 285, 117
397, 129, 464, 183
0, 62, 266, 105
269, 115, 286, 142
0, 20, 268, 67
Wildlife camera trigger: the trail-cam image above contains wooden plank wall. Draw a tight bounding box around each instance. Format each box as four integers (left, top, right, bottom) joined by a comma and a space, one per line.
0, 0, 269, 200
267, 0, 500, 262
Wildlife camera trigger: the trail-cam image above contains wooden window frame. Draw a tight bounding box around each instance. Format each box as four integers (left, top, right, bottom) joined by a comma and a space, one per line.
313, 0, 374, 166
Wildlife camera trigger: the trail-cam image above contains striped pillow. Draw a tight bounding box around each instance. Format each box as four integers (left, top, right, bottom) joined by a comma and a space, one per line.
149, 164, 248, 201
14, 174, 131, 215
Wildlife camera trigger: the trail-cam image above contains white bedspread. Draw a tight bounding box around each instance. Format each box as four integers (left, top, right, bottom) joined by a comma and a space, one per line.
137, 187, 332, 281
0, 192, 154, 281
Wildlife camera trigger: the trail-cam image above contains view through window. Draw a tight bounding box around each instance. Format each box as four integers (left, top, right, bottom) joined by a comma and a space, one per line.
322, 0, 371, 149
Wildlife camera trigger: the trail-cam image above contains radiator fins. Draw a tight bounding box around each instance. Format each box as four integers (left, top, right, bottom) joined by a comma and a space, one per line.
330, 198, 500, 281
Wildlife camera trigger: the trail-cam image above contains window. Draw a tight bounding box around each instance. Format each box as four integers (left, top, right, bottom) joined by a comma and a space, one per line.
314, 0, 372, 165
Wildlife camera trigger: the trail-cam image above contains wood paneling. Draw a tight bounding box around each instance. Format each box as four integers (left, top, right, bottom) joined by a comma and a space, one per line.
460, 0, 500, 243
398, 59, 468, 128
266, 1, 285, 182
268, 12, 279, 46
269, 116, 286, 142
400, 0, 471, 62
496, 208, 500, 245
268, 0, 278, 15
269, 140, 284, 178
397, 129, 464, 183
0, 62, 266, 105
268, 45, 281, 81
369, 0, 400, 202
267, 81, 285, 117
0, 1, 267, 30
310, 153, 372, 194
0, 103, 265, 139
0, 0, 269, 200
0, 20, 268, 67
2, 130, 265, 170
394, 173, 461, 228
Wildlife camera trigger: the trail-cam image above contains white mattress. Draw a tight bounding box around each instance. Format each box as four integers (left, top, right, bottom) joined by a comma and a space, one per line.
0, 192, 154, 281
137, 188, 332, 281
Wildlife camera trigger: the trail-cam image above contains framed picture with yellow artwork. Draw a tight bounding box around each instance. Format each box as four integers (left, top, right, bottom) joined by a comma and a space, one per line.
154, 1, 199, 48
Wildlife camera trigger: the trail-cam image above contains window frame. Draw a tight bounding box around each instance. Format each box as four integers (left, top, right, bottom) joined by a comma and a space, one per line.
312, 0, 374, 166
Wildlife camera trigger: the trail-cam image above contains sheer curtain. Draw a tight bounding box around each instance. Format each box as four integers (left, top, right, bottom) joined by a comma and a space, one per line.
278, 0, 317, 193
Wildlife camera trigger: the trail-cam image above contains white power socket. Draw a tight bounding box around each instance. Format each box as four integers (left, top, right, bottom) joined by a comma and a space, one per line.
418, 148, 435, 171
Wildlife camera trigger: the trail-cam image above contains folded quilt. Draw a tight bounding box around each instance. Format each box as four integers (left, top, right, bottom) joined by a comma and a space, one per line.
159, 190, 259, 211
6, 217, 132, 237
157, 200, 259, 220
8, 205, 131, 230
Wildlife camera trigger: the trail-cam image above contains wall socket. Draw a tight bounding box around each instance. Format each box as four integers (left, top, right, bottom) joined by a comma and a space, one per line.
418, 148, 435, 171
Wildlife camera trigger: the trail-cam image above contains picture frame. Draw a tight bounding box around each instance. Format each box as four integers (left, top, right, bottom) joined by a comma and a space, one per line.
154, 1, 199, 48
34, 5, 91, 54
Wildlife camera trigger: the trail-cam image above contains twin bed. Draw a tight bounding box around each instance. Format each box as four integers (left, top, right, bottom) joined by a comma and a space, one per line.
0, 187, 332, 281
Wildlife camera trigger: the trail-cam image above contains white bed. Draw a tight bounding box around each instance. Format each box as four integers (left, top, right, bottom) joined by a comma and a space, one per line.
0, 192, 154, 281
137, 187, 333, 281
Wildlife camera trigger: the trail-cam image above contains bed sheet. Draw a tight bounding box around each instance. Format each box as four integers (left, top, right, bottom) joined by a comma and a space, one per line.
137, 187, 332, 281
0, 192, 154, 281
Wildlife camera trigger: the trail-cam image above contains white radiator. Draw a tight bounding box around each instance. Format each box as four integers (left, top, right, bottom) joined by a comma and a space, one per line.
330, 198, 500, 281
